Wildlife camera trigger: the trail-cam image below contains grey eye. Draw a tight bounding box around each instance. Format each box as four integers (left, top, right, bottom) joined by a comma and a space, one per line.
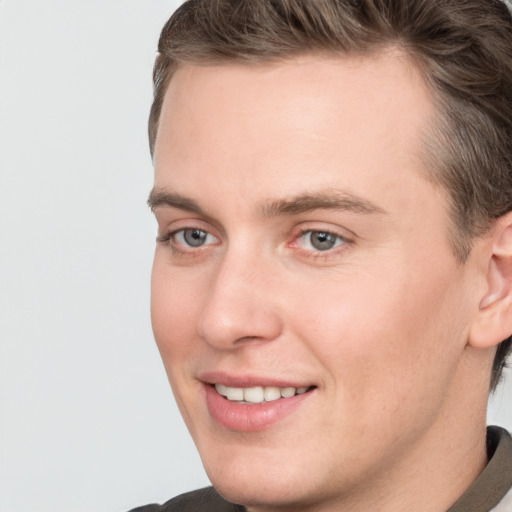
309, 231, 338, 251
182, 229, 208, 247
298, 230, 345, 252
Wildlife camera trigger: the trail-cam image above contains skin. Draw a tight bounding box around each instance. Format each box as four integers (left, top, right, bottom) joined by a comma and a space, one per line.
150, 52, 507, 511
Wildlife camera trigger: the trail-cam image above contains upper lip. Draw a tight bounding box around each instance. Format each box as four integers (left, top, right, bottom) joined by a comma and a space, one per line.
199, 371, 314, 389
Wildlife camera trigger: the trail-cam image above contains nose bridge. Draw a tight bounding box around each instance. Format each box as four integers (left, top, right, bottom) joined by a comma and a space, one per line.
197, 244, 282, 349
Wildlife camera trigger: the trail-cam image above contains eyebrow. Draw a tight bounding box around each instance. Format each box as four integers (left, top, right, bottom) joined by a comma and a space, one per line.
261, 190, 386, 217
147, 187, 386, 217
148, 188, 205, 215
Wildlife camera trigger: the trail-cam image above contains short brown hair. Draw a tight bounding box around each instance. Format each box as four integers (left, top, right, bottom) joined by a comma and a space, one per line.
149, 0, 512, 390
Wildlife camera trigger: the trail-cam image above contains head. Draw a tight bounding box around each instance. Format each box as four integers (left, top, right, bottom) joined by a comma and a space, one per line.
149, 0, 512, 391
148, 0, 512, 509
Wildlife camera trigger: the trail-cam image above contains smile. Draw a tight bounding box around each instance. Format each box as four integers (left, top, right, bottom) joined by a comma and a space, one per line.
214, 384, 310, 403
204, 379, 316, 431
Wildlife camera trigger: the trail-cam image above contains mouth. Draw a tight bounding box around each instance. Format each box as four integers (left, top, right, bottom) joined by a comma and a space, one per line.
202, 378, 317, 431
213, 383, 314, 404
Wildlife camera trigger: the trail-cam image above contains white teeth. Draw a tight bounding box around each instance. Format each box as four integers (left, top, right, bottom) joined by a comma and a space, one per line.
214, 384, 310, 403
244, 387, 264, 403
280, 387, 296, 398
216, 384, 228, 397
264, 386, 281, 402
226, 386, 244, 401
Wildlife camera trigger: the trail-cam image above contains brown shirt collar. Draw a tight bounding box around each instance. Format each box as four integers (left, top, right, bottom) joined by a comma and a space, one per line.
447, 426, 512, 512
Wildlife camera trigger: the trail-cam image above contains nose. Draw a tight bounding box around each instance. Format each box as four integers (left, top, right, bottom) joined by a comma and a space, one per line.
197, 250, 283, 350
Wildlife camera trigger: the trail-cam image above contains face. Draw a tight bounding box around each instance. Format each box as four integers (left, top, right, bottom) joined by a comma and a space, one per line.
150, 53, 481, 510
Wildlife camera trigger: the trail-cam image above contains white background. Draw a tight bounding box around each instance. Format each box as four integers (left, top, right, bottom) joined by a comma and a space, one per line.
0, 2, 511, 511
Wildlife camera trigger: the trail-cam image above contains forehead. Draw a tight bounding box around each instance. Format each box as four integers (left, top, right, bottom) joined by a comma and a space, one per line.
156, 51, 433, 143
153, 52, 438, 220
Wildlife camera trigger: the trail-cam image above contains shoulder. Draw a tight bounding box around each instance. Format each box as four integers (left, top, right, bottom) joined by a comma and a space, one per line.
128, 486, 244, 512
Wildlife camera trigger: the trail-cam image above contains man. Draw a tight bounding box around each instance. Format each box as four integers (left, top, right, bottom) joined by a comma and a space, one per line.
133, 0, 512, 510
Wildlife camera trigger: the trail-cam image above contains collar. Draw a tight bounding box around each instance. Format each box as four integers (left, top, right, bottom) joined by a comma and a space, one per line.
447, 426, 512, 512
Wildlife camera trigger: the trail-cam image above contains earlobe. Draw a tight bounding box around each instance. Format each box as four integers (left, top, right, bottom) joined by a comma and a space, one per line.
469, 215, 512, 349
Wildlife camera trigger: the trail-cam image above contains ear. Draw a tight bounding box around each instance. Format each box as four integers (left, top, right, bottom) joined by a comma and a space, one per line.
469, 212, 512, 349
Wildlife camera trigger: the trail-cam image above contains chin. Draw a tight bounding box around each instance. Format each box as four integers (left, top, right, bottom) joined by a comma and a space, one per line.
210, 475, 309, 510
200, 447, 331, 510
212, 473, 344, 512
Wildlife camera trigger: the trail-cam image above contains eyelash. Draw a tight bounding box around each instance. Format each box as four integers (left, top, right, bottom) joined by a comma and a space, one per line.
157, 227, 352, 259
156, 228, 218, 255
294, 229, 350, 254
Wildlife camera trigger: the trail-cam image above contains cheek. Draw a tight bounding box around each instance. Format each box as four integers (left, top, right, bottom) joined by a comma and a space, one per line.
150, 256, 210, 435
289, 259, 468, 415
150, 255, 202, 369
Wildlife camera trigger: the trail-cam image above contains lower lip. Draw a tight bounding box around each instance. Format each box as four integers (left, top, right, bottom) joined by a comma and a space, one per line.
204, 384, 313, 432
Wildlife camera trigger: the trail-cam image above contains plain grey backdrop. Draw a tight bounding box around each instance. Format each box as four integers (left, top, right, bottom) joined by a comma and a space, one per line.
0, 1, 511, 511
